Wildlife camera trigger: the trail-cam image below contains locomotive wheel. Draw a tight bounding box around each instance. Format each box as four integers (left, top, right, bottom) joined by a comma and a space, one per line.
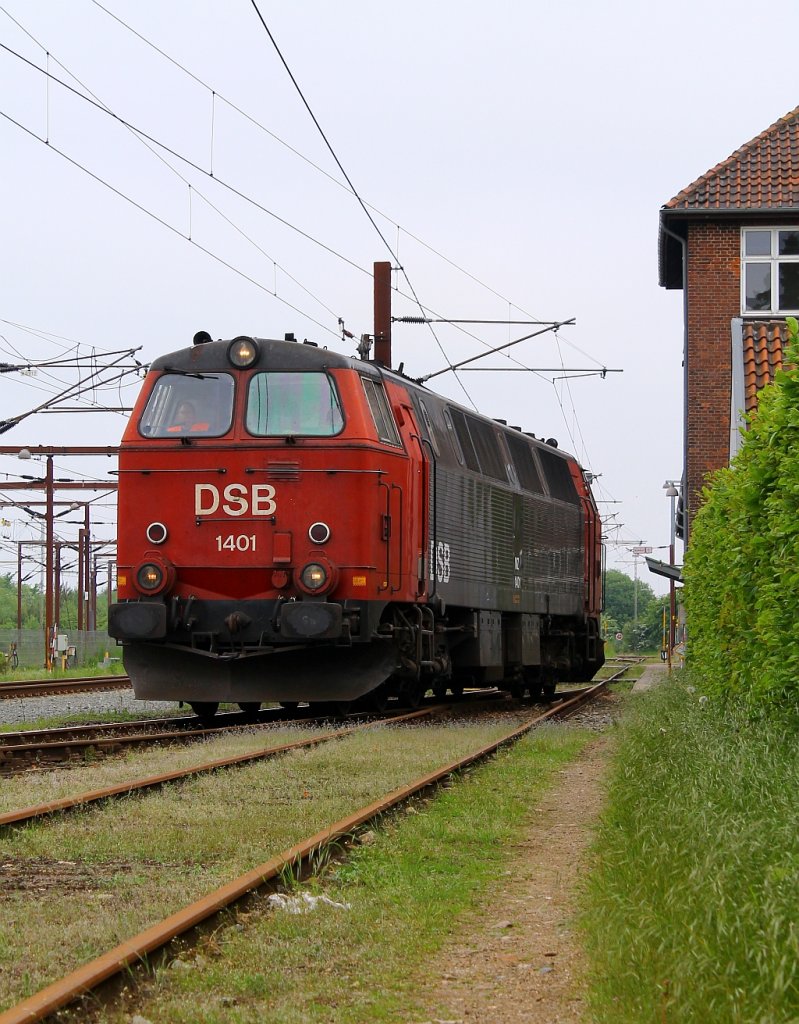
190, 701, 219, 725
238, 701, 261, 716
333, 700, 352, 717
279, 701, 300, 711
541, 670, 558, 700
366, 686, 390, 712
522, 669, 543, 702
449, 683, 464, 699
402, 683, 424, 709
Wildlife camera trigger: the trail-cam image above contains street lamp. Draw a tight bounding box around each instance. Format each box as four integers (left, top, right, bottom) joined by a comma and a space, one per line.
663, 481, 679, 671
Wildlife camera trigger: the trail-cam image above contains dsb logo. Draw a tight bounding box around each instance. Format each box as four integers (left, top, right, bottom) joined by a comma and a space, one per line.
195, 483, 277, 517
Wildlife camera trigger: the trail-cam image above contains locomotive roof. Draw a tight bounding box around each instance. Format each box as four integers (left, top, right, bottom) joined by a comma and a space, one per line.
150, 336, 371, 374
150, 335, 580, 468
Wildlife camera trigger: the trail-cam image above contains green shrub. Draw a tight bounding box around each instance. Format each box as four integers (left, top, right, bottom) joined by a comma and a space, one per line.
685, 316, 799, 704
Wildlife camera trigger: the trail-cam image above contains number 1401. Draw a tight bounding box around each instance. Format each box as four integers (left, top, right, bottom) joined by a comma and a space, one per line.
215, 534, 257, 552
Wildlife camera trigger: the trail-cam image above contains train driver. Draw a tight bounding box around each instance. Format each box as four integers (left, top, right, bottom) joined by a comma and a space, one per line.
167, 400, 210, 434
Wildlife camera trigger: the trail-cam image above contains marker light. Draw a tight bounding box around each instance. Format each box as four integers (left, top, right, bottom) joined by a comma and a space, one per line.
308, 521, 331, 544
146, 522, 168, 545
228, 336, 259, 368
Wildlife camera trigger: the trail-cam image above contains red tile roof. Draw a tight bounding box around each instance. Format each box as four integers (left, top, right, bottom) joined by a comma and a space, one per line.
742, 320, 787, 413
665, 106, 799, 210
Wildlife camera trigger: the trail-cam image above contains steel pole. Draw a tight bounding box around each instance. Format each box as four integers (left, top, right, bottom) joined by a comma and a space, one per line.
44, 457, 54, 670
669, 491, 676, 668
16, 542, 22, 630
84, 505, 91, 631
77, 529, 85, 632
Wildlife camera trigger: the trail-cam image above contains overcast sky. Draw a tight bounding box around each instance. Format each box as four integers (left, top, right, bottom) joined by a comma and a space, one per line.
2, 0, 798, 594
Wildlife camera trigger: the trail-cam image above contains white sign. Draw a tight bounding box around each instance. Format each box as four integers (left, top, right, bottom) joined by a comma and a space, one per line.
632, 546, 653, 555
615, 632, 624, 641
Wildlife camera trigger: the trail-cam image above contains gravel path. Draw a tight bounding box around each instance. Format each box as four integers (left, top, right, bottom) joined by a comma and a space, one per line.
0, 688, 179, 727
416, 688, 626, 1023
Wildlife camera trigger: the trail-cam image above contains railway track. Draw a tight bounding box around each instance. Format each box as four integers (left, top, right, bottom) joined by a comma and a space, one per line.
0, 705, 308, 770
0, 689, 509, 772
0, 673, 620, 1024
0, 662, 640, 772
0, 706, 438, 827
0, 674, 131, 700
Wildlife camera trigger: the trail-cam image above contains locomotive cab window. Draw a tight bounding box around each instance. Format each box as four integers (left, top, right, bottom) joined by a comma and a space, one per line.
538, 448, 579, 504
417, 399, 440, 456
139, 372, 235, 437
506, 432, 544, 493
246, 372, 344, 436
448, 407, 507, 481
361, 377, 401, 446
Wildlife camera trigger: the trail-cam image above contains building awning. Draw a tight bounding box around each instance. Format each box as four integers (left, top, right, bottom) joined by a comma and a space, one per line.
645, 556, 683, 584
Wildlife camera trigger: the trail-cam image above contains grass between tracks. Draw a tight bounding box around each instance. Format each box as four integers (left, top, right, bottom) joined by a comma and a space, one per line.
0, 716, 592, 1019
581, 675, 799, 1023
94, 723, 592, 1024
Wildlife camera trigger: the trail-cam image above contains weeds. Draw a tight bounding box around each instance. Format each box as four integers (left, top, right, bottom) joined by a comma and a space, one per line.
582, 677, 799, 1022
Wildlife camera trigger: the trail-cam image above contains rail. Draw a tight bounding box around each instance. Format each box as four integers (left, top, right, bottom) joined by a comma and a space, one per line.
0, 675, 130, 700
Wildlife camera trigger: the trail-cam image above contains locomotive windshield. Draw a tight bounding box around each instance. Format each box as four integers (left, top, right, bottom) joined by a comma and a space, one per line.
246, 372, 344, 436
139, 372, 235, 437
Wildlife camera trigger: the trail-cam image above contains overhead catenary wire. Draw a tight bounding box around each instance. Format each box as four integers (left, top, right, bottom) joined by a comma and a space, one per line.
0, 348, 141, 434
86, 0, 602, 364
0, 7, 351, 326
0, 108, 341, 339
0, 39, 362, 329
1, 7, 617, 486
0, 32, 592, 403
246, 0, 475, 407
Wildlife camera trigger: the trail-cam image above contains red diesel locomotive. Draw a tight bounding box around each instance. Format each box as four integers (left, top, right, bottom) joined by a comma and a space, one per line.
109, 332, 604, 718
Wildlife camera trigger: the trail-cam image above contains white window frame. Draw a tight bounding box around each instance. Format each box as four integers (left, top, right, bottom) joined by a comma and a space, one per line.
741, 226, 799, 315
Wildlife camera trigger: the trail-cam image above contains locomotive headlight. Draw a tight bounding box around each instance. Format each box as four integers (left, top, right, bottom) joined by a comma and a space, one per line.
134, 556, 175, 595
228, 336, 259, 368
300, 563, 328, 591
136, 562, 164, 592
297, 557, 338, 596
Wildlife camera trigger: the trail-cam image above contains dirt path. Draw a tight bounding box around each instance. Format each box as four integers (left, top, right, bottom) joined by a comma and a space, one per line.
415, 719, 615, 1023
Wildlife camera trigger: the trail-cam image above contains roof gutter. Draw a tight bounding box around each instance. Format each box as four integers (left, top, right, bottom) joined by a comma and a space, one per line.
661, 205, 799, 218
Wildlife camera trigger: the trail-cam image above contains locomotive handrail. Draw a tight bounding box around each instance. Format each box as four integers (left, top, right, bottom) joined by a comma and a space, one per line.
114, 467, 227, 474
391, 482, 403, 594
243, 467, 389, 476
414, 433, 437, 601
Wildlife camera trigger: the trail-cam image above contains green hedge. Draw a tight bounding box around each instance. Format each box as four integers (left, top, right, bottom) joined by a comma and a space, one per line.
685, 317, 799, 704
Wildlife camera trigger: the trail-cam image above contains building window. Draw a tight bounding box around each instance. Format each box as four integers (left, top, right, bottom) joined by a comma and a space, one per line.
742, 228, 799, 313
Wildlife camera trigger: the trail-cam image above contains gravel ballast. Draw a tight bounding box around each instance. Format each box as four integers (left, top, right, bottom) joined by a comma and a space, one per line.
0, 688, 179, 727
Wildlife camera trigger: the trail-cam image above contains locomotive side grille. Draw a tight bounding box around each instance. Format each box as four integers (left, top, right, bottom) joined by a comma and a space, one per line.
264, 461, 301, 480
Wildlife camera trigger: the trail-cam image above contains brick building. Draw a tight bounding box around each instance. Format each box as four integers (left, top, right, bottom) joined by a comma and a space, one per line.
659, 105, 799, 539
